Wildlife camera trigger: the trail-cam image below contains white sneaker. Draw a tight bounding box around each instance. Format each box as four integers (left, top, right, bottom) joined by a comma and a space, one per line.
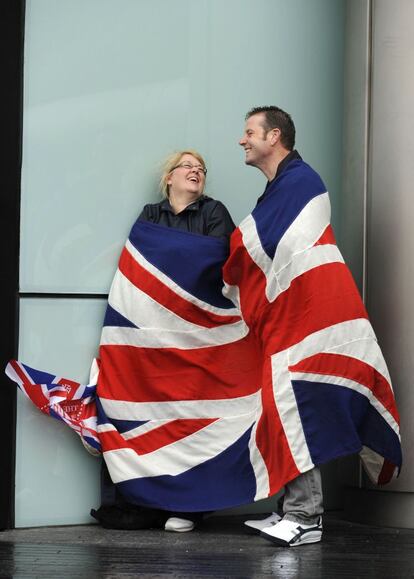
260, 517, 322, 547
164, 517, 195, 533
244, 512, 281, 533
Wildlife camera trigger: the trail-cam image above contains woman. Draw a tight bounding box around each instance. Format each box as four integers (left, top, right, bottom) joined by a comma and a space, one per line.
94, 150, 235, 532
138, 150, 235, 238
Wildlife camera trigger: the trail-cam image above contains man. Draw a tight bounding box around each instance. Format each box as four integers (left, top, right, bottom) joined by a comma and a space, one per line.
233, 106, 398, 547
239, 106, 325, 546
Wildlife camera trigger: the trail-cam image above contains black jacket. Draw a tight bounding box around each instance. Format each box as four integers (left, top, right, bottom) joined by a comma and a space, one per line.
138, 195, 235, 239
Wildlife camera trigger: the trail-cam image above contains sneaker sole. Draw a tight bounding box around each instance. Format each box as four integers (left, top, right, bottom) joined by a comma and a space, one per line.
260, 529, 322, 547
164, 523, 195, 533
164, 526, 195, 533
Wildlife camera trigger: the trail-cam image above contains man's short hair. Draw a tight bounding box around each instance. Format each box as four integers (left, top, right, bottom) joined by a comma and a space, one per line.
245, 106, 296, 150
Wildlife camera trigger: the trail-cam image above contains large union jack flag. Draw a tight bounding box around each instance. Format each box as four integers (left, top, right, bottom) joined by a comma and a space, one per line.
6, 158, 402, 512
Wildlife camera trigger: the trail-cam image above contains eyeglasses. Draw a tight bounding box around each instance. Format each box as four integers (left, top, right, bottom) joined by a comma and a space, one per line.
172, 163, 207, 176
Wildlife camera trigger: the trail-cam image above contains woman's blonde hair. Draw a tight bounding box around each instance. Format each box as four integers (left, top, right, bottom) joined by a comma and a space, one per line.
159, 150, 207, 198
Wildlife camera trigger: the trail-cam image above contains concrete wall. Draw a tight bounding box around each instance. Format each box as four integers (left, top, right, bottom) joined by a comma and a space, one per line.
343, 0, 414, 528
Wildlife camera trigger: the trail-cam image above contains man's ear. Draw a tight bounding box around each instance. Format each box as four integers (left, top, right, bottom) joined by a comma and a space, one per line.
270, 128, 281, 146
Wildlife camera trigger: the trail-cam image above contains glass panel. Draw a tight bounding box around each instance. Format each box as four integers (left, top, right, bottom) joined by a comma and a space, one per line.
20, 0, 345, 293
16, 298, 106, 527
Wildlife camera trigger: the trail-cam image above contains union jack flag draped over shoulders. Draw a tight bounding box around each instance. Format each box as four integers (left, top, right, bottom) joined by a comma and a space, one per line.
222, 158, 402, 497
6, 157, 402, 511
96, 220, 261, 511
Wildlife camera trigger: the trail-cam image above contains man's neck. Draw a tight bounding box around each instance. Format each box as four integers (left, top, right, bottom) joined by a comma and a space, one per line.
260, 149, 291, 181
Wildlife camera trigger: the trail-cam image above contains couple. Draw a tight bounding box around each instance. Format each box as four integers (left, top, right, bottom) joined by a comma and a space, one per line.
92, 105, 401, 548
7, 105, 400, 547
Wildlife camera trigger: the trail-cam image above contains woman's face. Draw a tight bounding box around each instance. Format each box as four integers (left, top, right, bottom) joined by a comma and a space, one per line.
167, 154, 206, 198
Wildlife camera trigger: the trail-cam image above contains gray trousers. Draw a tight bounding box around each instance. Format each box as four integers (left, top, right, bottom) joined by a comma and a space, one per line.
282, 467, 323, 525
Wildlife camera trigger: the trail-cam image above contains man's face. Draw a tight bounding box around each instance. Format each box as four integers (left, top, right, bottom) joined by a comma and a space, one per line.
239, 113, 272, 168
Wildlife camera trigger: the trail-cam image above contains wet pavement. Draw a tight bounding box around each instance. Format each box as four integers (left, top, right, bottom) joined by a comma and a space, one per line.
0, 513, 413, 578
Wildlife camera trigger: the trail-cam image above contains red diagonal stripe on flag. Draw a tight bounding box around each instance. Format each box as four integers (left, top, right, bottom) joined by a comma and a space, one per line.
119, 247, 241, 328
290, 353, 400, 424
378, 459, 398, 485
100, 418, 217, 455
10, 361, 49, 409
314, 224, 336, 246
